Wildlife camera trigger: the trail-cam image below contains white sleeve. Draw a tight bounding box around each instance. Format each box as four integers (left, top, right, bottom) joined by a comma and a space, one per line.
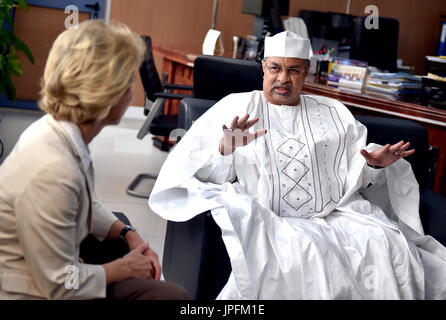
194, 143, 237, 184
345, 118, 386, 189
362, 159, 387, 188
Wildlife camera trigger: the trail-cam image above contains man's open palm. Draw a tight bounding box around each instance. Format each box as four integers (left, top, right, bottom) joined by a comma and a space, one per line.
360, 140, 415, 168
220, 114, 267, 155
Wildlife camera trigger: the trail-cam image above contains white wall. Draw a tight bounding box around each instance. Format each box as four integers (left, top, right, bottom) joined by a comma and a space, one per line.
0, 108, 44, 164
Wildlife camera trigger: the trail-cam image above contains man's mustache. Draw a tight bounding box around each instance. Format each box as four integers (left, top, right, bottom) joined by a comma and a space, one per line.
272, 83, 292, 90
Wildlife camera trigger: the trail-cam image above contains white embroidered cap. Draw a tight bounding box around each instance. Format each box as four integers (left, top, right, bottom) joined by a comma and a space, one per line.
264, 31, 311, 59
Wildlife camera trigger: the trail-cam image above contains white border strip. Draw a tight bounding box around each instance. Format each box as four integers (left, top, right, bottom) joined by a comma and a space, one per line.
104, 0, 111, 24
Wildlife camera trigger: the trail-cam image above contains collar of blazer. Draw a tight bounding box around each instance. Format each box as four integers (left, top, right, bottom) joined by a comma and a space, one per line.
44, 115, 91, 171
58, 120, 92, 173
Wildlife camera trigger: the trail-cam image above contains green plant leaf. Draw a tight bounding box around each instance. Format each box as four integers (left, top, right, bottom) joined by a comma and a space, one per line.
0, 8, 7, 27
6, 47, 23, 76
0, 28, 14, 46
7, 60, 22, 76
0, 41, 7, 56
12, 34, 34, 63
0, 0, 15, 6
0, 0, 31, 102
15, 0, 28, 12
0, 7, 13, 27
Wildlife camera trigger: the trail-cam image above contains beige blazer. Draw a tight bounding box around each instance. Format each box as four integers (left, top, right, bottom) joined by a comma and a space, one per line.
0, 115, 117, 299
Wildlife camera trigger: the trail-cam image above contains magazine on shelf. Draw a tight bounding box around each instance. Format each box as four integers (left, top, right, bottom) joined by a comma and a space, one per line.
327, 58, 368, 91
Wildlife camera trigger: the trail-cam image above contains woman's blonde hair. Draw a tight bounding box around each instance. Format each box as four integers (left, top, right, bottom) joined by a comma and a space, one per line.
39, 19, 145, 123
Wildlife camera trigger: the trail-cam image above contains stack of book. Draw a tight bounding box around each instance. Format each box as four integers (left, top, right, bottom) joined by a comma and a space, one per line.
422, 55, 446, 108
327, 58, 368, 93
365, 72, 422, 99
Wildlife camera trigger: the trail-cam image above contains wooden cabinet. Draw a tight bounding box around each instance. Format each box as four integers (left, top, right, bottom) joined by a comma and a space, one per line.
152, 44, 196, 115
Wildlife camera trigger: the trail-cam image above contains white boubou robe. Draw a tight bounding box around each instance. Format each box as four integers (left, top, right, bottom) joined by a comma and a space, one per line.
149, 90, 446, 299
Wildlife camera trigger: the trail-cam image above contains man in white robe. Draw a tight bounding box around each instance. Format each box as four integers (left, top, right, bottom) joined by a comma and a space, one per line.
149, 31, 446, 299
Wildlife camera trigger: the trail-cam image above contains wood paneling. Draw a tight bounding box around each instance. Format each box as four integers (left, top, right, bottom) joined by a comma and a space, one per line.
12, 6, 90, 101
110, 0, 446, 106
110, 0, 253, 106
10, 1, 445, 107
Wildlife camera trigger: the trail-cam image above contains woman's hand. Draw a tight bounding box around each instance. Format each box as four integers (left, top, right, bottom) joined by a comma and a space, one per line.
120, 242, 154, 279
103, 241, 156, 284
126, 232, 161, 280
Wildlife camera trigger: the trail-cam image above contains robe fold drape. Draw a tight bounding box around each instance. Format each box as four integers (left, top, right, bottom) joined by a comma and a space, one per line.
149, 91, 446, 299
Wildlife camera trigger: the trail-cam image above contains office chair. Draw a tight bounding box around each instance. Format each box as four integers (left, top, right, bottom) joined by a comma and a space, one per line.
160, 56, 263, 299
163, 100, 446, 298
192, 55, 263, 101
350, 16, 399, 72
163, 97, 229, 300
127, 53, 263, 198
126, 35, 193, 198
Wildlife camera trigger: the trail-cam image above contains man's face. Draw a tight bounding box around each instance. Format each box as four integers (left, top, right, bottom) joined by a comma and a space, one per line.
262, 57, 309, 106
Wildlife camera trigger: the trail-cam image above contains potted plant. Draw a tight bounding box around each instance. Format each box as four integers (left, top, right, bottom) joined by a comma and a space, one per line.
0, 0, 34, 101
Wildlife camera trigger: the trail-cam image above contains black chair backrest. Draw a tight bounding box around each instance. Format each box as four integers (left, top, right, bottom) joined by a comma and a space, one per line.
354, 114, 429, 188
139, 35, 163, 102
178, 98, 217, 131
193, 55, 263, 101
350, 17, 399, 72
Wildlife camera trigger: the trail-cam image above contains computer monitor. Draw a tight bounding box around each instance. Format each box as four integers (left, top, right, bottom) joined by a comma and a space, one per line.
242, 0, 289, 39
242, 0, 289, 17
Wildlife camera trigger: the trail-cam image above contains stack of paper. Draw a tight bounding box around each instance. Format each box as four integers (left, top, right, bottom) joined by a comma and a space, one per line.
426, 55, 446, 63
365, 72, 422, 98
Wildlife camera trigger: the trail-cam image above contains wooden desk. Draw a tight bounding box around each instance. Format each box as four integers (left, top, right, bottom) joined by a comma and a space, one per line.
152, 44, 198, 114
153, 43, 446, 196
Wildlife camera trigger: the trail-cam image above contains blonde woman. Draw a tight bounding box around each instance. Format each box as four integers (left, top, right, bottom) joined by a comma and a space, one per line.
0, 20, 188, 300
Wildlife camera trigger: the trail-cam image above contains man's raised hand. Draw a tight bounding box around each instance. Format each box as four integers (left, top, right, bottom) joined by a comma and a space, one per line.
219, 114, 267, 155
360, 140, 415, 168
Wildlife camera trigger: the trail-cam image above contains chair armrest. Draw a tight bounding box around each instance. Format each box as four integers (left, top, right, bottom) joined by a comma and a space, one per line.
137, 97, 165, 139
153, 92, 192, 100
420, 187, 446, 246
163, 83, 193, 91
162, 211, 231, 299
178, 98, 217, 130
162, 213, 207, 299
